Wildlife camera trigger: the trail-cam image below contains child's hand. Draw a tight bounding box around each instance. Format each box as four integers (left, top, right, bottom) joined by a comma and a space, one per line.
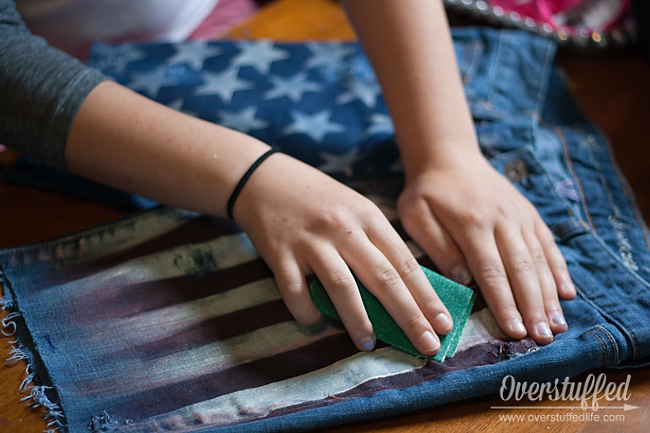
232, 152, 454, 355
398, 151, 576, 345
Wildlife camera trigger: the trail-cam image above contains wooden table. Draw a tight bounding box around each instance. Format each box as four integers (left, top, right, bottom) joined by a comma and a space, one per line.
2, 0, 650, 431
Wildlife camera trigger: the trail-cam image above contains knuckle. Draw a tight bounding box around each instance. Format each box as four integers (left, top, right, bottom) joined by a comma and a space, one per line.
511, 258, 536, 274
479, 262, 507, 283
531, 250, 548, 268
327, 269, 356, 292
320, 209, 351, 230
422, 296, 443, 314
404, 313, 430, 334
458, 207, 485, 227
498, 205, 519, 221
400, 256, 421, 278
279, 280, 304, 298
465, 208, 502, 232
314, 206, 370, 237
377, 268, 403, 293
357, 195, 379, 213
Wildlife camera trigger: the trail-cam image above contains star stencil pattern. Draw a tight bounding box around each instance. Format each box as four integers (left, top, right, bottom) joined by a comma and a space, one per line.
93, 40, 399, 178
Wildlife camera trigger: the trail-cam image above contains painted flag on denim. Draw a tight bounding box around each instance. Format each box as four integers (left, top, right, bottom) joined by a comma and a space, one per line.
0, 202, 522, 433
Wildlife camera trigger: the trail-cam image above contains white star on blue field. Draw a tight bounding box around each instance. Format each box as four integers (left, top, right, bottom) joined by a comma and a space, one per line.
304, 43, 356, 70
263, 72, 322, 102
217, 107, 270, 134
230, 40, 291, 74
166, 41, 222, 70
166, 98, 198, 117
336, 78, 382, 108
318, 148, 359, 177
366, 114, 394, 136
92, 40, 400, 178
284, 110, 345, 143
129, 67, 179, 97
111, 46, 147, 73
194, 69, 255, 103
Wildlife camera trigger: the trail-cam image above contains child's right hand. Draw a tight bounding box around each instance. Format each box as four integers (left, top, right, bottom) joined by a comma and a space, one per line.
231, 151, 454, 356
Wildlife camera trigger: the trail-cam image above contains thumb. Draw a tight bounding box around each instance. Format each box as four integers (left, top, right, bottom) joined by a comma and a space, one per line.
397, 195, 472, 286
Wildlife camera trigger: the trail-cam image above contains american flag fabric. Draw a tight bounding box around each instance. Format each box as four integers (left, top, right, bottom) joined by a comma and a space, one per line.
88, 38, 400, 180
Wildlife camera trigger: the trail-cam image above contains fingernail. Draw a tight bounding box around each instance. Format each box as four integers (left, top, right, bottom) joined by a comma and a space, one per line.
451, 265, 472, 286
536, 322, 553, 338
420, 330, 440, 354
360, 335, 375, 351
434, 313, 453, 333
551, 313, 566, 327
512, 319, 527, 336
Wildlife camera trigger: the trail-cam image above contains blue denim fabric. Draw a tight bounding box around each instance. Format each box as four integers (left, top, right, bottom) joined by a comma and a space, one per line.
2, 28, 650, 433
215, 30, 650, 432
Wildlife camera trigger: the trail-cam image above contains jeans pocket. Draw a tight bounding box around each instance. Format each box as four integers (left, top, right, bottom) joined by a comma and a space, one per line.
486, 145, 578, 231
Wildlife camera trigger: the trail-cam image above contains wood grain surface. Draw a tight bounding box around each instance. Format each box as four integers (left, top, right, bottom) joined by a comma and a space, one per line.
2, 0, 650, 431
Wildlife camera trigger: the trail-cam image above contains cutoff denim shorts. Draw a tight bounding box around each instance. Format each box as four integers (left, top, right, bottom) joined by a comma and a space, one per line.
2, 27, 650, 433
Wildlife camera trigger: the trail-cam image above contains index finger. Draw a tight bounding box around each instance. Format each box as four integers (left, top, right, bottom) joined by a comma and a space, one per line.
367, 222, 454, 335
340, 222, 453, 354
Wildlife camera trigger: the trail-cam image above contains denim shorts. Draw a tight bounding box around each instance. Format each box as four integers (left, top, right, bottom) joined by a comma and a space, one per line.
2, 27, 650, 433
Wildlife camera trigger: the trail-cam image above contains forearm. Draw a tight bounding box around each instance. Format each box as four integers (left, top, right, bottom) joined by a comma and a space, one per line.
65, 80, 270, 217
341, 0, 479, 178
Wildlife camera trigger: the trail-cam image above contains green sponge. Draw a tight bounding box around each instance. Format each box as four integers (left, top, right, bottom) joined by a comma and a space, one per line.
309, 265, 475, 361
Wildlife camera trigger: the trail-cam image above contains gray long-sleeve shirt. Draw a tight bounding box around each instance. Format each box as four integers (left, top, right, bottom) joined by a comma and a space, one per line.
0, 0, 107, 170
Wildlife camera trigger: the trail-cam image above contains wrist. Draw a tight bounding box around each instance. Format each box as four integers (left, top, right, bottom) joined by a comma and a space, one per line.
400, 139, 483, 183
227, 149, 280, 220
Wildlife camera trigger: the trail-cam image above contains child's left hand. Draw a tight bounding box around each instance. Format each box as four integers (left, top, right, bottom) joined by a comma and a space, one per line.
397, 150, 577, 344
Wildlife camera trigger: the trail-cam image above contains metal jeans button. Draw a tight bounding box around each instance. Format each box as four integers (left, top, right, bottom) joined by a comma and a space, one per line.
504, 160, 528, 183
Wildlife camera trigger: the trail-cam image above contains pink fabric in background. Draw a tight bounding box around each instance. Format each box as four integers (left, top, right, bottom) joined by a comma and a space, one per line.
189, 0, 260, 40
489, 0, 585, 23
487, 0, 631, 32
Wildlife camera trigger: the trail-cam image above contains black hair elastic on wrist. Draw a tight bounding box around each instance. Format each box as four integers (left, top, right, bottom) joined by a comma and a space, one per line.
227, 148, 280, 220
